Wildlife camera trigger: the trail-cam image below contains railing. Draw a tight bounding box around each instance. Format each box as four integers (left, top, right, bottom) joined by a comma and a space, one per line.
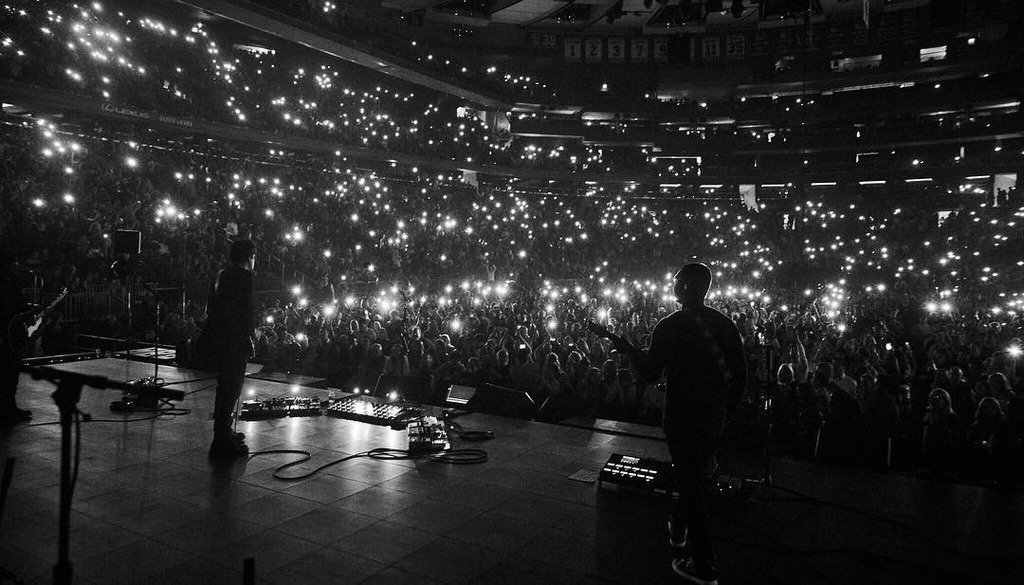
24, 283, 184, 321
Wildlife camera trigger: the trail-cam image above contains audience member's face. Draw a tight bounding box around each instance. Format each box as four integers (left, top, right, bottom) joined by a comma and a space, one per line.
928, 390, 949, 410
979, 399, 999, 419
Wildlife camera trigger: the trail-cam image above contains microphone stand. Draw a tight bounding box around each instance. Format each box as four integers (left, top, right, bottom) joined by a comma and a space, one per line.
16, 365, 183, 585
761, 379, 775, 487
142, 282, 161, 384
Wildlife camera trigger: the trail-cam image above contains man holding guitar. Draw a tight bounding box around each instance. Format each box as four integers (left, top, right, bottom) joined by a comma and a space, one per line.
589, 262, 746, 585
0, 251, 33, 427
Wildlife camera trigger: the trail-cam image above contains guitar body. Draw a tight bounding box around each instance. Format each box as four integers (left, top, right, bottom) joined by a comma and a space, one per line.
5, 287, 69, 356
5, 312, 36, 356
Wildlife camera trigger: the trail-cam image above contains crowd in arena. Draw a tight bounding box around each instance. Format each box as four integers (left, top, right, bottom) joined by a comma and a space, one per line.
2, 110, 1022, 484
0, 0, 676, 175
13, 0, 1018, 181
1, 1, 1022, 485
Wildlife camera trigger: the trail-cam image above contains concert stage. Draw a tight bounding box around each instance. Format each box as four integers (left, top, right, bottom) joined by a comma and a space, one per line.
1, 358, 1020, 584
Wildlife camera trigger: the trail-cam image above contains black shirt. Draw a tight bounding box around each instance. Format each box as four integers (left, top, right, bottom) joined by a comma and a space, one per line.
1, 272, 27, 359
205, 265, 256, 339
634, 304, 747, 429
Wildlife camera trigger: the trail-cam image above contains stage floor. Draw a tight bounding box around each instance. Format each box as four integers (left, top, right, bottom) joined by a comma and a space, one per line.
1, 358, 1021, 584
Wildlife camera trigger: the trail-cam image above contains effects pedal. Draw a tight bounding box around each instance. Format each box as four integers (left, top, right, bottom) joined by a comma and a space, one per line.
326, 395, 406, 425
240, 398, 288, 420
598, 453, 674, 495
406, 416, 450, 453
239, 396, 324, 420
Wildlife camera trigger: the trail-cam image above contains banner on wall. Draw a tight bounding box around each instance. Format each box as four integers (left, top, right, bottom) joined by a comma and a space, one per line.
565, 38, 581, 60
653, 39, 668, 62
993, 173, 1018, 207
631, 38, 648, 60
608, 39, 625, 62
740, 184, 758, 211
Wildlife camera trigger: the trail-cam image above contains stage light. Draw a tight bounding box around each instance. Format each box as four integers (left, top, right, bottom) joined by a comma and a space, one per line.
1009, 346, 1022, 358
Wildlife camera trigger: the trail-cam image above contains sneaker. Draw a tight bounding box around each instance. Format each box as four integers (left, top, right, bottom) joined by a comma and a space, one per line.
668, 518, 688, 549
671, 556, 718, 585
209, 437, 249, 460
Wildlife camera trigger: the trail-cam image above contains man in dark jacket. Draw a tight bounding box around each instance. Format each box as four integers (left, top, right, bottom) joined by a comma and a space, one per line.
608, 263, 746, 585
205, 240, 257, 459
0, 251, 32, 426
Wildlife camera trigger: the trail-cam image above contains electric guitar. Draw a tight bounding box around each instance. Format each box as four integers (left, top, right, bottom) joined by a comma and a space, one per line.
6, 287, 69, 354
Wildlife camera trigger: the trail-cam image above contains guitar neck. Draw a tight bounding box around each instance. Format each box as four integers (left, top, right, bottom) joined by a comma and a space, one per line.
41, 289, 69, 316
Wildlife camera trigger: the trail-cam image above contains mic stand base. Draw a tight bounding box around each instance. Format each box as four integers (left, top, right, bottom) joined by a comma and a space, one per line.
52, 378, 83, 585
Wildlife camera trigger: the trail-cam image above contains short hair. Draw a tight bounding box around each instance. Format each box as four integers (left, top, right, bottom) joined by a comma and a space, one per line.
673, 262, 712, 303
229, 239, 257, 264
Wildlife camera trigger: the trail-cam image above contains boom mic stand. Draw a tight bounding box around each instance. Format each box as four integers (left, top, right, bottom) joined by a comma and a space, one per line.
760, 380, 775, 487
17, 364, 184, 585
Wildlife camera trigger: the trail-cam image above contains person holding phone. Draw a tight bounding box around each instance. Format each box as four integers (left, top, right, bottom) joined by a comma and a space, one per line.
589, 262, 746, 585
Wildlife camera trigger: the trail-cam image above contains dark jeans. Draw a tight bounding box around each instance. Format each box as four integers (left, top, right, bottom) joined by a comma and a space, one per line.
213, 338, 250, 441
0, 350, 20, 412
667, 410, 725, 570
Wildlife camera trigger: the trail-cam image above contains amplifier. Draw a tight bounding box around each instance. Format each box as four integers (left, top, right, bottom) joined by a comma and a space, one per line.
598, 453, 674, 495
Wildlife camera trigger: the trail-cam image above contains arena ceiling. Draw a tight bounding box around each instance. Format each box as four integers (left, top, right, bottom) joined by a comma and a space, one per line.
379, 0, 887, 32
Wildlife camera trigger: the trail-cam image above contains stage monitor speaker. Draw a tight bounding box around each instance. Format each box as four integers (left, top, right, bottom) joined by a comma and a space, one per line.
114, 230, 141, 255
445, 383, 536, 420
372, 374, 437, 405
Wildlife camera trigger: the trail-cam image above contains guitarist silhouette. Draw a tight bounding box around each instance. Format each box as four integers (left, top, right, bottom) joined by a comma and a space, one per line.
588, 262, 745, 585
0, 251, 34, 425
